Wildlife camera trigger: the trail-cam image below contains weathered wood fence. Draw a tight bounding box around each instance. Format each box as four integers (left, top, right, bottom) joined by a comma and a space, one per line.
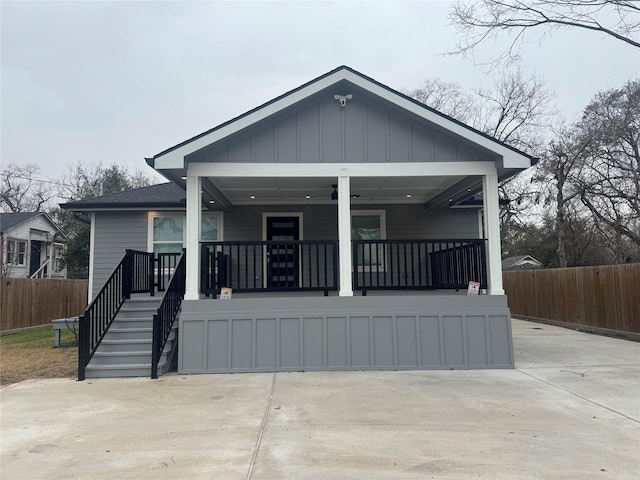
0, 279, 88, 331
503, 263, 640, 334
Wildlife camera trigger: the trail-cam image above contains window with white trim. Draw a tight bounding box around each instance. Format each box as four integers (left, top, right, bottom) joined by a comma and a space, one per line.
149, 213, 222, 253
351, 210, 386, 269
52, 244, 65, 273
6, 239, 27, 266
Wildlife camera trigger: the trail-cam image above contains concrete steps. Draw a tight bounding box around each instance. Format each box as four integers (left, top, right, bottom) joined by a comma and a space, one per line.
85, 297, 179, 378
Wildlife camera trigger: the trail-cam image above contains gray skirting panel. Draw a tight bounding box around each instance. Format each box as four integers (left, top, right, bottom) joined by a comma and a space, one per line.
178, 295, 514, 374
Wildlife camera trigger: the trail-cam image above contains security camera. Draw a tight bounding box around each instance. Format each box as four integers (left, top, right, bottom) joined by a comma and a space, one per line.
334, 94, 353, 107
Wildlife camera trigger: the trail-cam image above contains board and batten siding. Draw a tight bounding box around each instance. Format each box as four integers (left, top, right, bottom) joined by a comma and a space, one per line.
92, 212, 148, 299
192, 88, 495, 165
179, 295, 514, 373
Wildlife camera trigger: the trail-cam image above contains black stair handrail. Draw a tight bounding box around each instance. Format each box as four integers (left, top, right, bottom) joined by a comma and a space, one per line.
77, 249, 153, 381
151, 249, 186, 379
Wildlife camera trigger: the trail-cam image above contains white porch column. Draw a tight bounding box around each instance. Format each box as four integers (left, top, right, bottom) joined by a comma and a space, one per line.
184, 175, 202, 300
337, 174, 353, 296
482, 173, 505, 295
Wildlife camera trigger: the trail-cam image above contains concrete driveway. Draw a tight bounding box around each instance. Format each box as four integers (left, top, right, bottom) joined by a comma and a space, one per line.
1, 318, 639, 479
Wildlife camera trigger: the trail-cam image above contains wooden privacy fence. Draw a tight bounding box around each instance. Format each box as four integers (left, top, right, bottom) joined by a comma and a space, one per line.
503, 263, 640, 334
0, 278, 88, 331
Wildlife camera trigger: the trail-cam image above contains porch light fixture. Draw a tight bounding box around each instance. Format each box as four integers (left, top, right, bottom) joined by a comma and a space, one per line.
250, 195, 256, 199
406, 194, 412, 198
305, 195, 311, 199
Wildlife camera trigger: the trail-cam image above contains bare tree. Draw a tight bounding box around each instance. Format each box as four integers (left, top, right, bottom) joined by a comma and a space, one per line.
0, 163, 56, 213
406, 78, 478, 124
576, 80, 640, 250
53, 161, 155, 278
449, 0, 640, 64
57, 161, 152, 202
408, 68, 555, 153
536, 125, 591, 266
408, 68, 556, 252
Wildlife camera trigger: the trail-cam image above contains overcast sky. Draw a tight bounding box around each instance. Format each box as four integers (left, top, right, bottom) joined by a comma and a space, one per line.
2, 1, 639, 183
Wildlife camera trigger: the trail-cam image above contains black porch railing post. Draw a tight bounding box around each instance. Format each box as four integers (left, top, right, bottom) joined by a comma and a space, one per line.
200, 243, 207, 295
149, 253, 155, 297
352, 240, 359, 291
480, 239, 488, 289
333, 241, 339, 291
123, 249, 132, 299
77, 313, 87, 381
151, 312, 160, 379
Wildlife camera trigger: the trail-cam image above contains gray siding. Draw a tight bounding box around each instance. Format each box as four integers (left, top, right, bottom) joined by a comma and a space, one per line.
89, 206, 479, 297
194, 91, 492, 164
178, 295, 514, 373
223, 205, 479, 241
92, 212, 147, 299
218, 205, 480, 290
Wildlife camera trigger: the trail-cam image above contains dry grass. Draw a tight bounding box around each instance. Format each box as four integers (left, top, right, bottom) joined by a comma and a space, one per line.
0, 327, 77, 386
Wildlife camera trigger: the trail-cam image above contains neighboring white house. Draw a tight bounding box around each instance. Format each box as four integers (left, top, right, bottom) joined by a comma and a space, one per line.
0, 212, 67, 278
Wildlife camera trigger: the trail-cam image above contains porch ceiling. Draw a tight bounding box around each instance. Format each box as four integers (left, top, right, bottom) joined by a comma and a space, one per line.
206, 175, 465, 206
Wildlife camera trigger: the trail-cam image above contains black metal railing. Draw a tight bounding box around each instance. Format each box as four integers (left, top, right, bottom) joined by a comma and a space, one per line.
78, 249, 152, 380
151, 249, 186, 379
78, 249, 183, 381
352, 239, 487, 293
156, 252, 182, 292
201, 240, 339, 295
128, 250, 154, 294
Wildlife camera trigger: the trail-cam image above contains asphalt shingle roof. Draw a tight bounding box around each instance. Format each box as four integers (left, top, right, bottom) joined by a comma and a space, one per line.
0, 212, 41, 234
61, 183, 185, 210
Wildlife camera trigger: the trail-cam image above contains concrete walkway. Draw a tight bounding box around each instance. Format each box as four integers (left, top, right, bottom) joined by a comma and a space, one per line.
1, 318, 639, 479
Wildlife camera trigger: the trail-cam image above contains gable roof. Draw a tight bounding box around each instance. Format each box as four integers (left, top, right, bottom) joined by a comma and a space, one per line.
60, 182, 185, 211
502, 255, 543, 271
0, 211, 67, 239
150, 65, 537, 171
0, 212, 41, 234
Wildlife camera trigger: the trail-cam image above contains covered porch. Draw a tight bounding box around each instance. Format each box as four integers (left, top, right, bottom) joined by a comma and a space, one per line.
146, 66, 536, 373
175, 167, 511, 373
180, 163, 505, 301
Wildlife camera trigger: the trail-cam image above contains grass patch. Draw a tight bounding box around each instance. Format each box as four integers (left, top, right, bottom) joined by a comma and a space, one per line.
0, 326, 77, 386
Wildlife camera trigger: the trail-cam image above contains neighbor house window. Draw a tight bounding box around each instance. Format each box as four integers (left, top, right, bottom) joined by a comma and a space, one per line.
52, 244, 64, 273
351, 211, 386, 269
149, 213, 223, 253
6, 239, 27, 266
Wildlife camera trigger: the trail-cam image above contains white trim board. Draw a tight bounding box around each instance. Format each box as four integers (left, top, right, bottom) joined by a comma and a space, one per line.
188, 162, 497, 178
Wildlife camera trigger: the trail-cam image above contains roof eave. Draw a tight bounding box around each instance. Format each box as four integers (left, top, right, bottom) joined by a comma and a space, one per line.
151, 66, 536, 171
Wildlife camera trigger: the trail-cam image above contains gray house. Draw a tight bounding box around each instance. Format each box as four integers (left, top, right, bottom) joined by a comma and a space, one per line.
63, 66, 536, 379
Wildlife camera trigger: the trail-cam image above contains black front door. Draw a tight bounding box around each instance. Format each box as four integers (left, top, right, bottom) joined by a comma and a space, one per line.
30, 241, 42, 276
266, 216, 300, 289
